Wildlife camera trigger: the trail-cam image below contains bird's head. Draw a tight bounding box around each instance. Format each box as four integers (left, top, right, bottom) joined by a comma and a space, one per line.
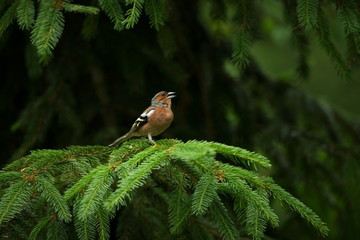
151, 91, 176, 107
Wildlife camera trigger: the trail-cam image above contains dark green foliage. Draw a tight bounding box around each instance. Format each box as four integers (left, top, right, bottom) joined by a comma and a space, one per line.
1, 0, 359, 77
1, 0, 360, 239
0, 139, 328, 239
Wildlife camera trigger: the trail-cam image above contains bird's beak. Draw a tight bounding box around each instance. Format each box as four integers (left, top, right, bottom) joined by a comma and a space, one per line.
167, 92, 176, 99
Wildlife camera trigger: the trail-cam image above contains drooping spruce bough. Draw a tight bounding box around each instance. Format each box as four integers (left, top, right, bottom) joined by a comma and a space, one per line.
0, 139, 328, 239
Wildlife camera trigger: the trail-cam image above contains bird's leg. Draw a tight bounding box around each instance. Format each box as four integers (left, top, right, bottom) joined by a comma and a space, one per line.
147, 133, 156, 145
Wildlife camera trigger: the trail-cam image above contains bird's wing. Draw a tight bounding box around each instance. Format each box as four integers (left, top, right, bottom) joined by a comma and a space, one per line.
128, 107, 155, 133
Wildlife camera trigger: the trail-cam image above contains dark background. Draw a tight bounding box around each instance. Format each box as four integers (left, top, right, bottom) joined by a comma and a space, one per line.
1, 1, 360, 239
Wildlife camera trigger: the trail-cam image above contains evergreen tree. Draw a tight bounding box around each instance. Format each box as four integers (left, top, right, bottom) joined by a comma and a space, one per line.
1, 0, 360, 239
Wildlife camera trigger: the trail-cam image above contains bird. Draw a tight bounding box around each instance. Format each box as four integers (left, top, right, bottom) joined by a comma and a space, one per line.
109, 91, 176, 146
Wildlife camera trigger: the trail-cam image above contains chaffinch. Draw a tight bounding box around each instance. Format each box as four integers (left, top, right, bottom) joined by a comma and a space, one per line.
109, 91, 176, 146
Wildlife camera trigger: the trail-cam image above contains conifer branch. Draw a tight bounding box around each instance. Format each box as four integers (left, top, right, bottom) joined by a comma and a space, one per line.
168, 187, 191, 234
62, 3, 100, 15
28, 216, 51, 240
232, 30, 251, 68
210, 196, 240, 240
78, 166, 114, 221
0, 139, 329, 239
191, 174, 218, 215
35, 176, 72, 222
47, 220, 67, 240
30, 0, 65, 58
95, 206, 112, 240
296, 0, 319, 30
338, 6, 360, 54
315, 10, 351, 79
0, 179, 32, 224
206, 141, 271, 168
0, 1, 19, 37
98, 0, 124, 30
232, 0, 255, 68
74, 198, 97, 240
122, 0, 144, 29
64, 166, 103, 201
144, 0, 165, 30
269, 183, 329, 236
104, 151, 168, 210
16, 0, 35, 30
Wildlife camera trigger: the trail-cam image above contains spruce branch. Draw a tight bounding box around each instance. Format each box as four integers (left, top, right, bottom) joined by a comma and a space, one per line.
0, 1, 19, 37
316, 10, 351, 79
78, 166, 114, 221
16, 0, 35, 30
338, 6, 360, 54
191, 174, 219, 215
47, 220, 68, 240
209, 195, 240, 240
122, 0, 144, 29
64, 165, 103, 201
98, 0, 124, 30
30, 0, 65, 58
0, 179, 32, 224
269, 183, 329, 236
206, 141, 271, 168
62, 3, 100, 15
296, 0, 319, 30
74, 197, 97, 240
144, 0, 165, 30
168, 187, 192, 234
232, 29, 251, 69
28, 216, 51, 240
35, 176, 72, 222
0, 139, 329, 239
104, 151, 168, 210
0, 171, 23, 184
95, 206, 112, 240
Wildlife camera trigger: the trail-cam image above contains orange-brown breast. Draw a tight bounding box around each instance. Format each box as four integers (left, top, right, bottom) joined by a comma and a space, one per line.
137, 107, 174, 136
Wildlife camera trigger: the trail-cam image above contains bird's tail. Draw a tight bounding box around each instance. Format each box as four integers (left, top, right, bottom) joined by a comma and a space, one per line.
109, 133, 133, 146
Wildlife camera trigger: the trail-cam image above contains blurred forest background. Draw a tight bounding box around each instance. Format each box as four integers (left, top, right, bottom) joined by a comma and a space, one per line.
1, 0, 360, 239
